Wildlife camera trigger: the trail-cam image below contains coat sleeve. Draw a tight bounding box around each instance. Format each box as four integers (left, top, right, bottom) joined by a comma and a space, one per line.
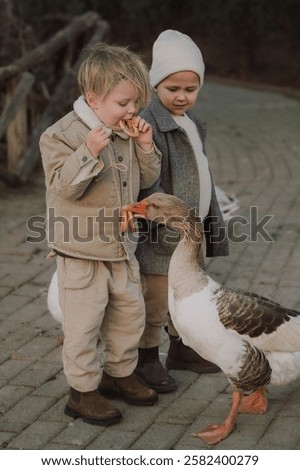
134, 140, 161, 190
137, 108, 167, 197
40, 129, 104, 200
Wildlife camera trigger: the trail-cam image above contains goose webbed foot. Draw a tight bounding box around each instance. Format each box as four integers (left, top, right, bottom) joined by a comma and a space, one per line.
191, 390, 242, 445
238, 388, 268, 414
191, 422, 234, 445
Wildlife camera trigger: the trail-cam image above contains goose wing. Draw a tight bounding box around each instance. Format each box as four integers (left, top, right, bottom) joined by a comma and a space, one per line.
215, 286, 299, 338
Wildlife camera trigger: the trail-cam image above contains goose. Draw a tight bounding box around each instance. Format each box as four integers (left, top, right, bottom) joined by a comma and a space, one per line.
46, 269, 65, 344
123, 192, 300, 445
47, 270, 63, 324
214, 185, 239, 221
46, 183, 238, 321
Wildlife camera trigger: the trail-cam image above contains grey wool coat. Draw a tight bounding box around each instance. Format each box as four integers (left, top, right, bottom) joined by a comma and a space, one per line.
135, 92, 229, 275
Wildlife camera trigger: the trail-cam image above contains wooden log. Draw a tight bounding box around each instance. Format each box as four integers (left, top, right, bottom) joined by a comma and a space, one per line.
14, 19, 110, 183
7, 102, 27, 172
0, 11, 100, 82
0, 72, 35, 139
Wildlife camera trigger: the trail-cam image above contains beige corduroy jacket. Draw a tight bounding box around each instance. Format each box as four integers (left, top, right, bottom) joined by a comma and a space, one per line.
40, 111, 161, 261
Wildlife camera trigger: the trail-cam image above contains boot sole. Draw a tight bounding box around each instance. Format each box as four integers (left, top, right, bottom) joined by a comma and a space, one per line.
166, 359, 220, 374
147, 384, 177, 394
99, 387, 158, 406
135, 375, 177, 394
64, 405, 122, 426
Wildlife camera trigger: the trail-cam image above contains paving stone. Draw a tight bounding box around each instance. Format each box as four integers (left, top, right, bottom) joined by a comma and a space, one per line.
0, 395, 55, 427
130, 422, 186, 450
7, 420, 67, 450
12, 335, 59, 361
0, 431, 15, 448
0, 287, 13, 299
0, 385, 33, 414
0, 358, 35, 381
255, 416, 300, 450
33, 372, 68, 398
51, 420, 103, 448
0, 294, 32, 316
86, 428, 139, 450
10, 361, 63, 387
0, 325, 42, 348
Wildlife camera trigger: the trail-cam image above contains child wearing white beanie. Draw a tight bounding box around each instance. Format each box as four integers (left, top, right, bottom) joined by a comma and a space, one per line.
135, 30, 229, 393
149, 29, 205, 89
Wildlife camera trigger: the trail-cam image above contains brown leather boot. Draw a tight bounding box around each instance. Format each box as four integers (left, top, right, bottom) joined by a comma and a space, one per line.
64, 387, 122, 425
99, 371, 158, 405
166, 333, 220, 374
135, 347, 177, 393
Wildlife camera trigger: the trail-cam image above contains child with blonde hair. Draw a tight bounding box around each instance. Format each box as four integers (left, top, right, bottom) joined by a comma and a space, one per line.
40, 42, 161, 425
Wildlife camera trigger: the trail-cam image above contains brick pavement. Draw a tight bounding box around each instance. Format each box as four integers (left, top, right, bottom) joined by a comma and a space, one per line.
0, 79, 300, 451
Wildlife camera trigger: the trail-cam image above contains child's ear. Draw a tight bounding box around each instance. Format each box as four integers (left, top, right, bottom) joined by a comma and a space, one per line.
86, 92, 97, 109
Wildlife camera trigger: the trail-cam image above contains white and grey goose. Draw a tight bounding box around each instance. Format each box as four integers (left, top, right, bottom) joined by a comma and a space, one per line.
124, 193, 300, 445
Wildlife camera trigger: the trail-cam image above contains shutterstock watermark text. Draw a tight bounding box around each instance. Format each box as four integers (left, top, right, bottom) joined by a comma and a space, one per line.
25, 206, 274, 245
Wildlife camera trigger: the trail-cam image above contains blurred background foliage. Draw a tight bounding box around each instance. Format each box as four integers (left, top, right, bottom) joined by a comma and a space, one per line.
1, 0, 300, 87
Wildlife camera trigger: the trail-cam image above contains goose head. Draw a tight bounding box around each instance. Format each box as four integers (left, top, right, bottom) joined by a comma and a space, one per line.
124, 193, 203, 242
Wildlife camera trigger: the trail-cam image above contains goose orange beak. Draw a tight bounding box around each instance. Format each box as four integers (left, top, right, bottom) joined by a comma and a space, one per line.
120, 200, 147, 233
123, 200, 147, 217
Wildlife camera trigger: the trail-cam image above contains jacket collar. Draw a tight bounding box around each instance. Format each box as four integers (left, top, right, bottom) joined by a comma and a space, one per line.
146, 92, 195, 133
147, 92, 179, 132
73, 96, 129, 140
146, 91, 206, 145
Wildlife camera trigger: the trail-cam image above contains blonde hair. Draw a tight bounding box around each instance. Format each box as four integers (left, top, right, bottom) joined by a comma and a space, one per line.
78, 43, 150, 108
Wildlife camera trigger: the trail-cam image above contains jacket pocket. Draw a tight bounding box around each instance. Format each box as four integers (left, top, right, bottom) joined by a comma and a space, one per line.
64, 258, 96, 289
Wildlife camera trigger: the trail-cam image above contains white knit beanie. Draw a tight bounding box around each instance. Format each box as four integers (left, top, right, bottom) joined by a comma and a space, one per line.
149, 30, 205, 88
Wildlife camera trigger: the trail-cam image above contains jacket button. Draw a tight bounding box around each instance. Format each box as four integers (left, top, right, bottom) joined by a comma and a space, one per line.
118, 156, 123, 162
82, 156, 88, 162
123, 181, 127, 187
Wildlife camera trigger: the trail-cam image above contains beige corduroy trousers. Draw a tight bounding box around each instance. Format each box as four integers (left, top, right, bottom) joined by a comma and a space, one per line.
57, 255, 145, 392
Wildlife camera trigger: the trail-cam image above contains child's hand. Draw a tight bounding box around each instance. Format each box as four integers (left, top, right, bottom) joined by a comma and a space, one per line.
132, 116, 153, 152
86, 126, 110, 158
